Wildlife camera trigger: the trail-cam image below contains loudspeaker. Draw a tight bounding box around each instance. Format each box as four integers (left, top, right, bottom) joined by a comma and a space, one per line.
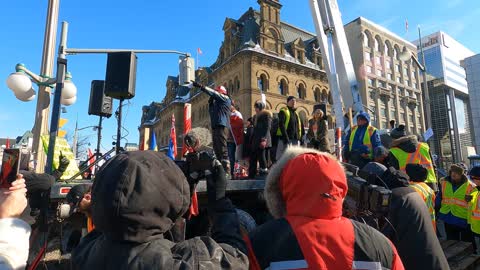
88, 80, 113, 118
105, 52, 137, 99
313, 103, 328, 119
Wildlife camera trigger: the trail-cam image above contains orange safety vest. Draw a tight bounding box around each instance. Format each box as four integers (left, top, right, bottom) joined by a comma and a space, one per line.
410, 181, 436, 230
87, 216, 95, 233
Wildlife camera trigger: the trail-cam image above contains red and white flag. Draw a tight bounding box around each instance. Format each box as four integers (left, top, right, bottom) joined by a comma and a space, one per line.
182, 104, 192, 156
197, 48, 203, 55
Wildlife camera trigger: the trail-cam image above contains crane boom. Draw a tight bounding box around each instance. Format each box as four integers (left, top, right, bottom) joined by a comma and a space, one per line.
309, 0, 363, 130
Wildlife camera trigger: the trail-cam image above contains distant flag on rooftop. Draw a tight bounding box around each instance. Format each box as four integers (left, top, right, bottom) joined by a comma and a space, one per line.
405, 19, 409, 33
197, 48, 203, 55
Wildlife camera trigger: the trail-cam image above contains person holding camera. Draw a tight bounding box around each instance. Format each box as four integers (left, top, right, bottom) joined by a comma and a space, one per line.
247, 147, 404, 270
249, 101, 272, 179
192, 81, 232, 176
306, 109, 330, 152
71, 150, 248, 269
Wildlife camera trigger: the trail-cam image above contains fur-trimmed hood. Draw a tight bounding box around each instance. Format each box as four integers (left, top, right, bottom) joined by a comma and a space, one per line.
390, 135, 418, 153
253, 110, 273, 124
265, 146, 347, 219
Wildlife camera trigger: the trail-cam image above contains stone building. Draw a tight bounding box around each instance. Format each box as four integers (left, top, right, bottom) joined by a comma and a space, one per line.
139, 0, 333, 153
345, 17, 426, 135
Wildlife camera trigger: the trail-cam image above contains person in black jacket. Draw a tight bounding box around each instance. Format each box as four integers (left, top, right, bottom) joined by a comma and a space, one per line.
71, 150, 248, 270
361, 162, 449, 270
193, 81, 232, 174
275, 96, 304, 160
249, 102, 272, 179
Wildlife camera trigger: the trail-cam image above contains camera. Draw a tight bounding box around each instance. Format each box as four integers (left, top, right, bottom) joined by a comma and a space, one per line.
175, 150, 215, 185
342, 163, 392, 218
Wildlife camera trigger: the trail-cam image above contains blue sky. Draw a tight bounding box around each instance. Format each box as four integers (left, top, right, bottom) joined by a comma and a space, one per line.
1, 0, 479, 153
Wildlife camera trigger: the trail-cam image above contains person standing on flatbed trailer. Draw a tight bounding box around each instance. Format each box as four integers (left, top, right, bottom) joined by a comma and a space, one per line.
275, 96, 304, 161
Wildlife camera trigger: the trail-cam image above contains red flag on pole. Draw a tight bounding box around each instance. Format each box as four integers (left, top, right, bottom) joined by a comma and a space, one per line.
182, 103, 192, 156
197, 48, 203, 55
87, 148, 95, 173
5, 138, 10, 149
169, 114, 177, 158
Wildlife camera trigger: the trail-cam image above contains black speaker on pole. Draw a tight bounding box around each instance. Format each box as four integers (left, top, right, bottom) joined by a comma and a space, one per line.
104, 52, 137, 99
89, 80, 113, 118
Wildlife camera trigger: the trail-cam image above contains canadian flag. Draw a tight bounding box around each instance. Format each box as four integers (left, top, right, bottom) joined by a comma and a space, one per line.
197, 48, 203, 55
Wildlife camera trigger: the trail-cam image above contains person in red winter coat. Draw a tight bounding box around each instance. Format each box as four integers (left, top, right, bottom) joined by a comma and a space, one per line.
227, 103, 244, 178
246, 146, 404, 270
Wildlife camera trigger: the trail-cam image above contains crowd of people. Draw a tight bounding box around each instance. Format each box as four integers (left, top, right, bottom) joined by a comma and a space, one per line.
0, 83, 479, 269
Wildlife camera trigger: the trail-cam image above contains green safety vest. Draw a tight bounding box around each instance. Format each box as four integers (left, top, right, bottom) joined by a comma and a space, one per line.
390, 142, 437, 184
348, 125, 376, 159
439, 179, 476, 220
276, 107, 302, 138
469, 190, 480, 234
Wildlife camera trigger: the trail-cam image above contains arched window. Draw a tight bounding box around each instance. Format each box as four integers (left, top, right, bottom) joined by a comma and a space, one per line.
363, 33, 369, 47
321, 89, 328, 103
314, 87, 321, 102
328, 91, 333, 104
278, 79, 287, 95
297, 83, 306, 99
258, 74, 268, 92
374, 38, 380, 52
394, 46, 400, 60
228, 80, 233, 95
235, 77, 240, 92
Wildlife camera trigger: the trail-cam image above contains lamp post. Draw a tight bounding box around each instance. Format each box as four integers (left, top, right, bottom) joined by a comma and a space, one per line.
6, 22, 77, 173
399, 27, 432, 133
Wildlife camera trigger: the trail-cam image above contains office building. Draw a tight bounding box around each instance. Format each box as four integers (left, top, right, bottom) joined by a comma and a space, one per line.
464, 54, 480, 153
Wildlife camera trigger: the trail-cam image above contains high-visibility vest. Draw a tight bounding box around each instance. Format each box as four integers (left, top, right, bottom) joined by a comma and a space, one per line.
276, 107, 302, 138
410, 181, 436, 230
348, 125, 376, 159
390, 142, 437, 184
468, 190, 480, 234
439, 179, 477, 220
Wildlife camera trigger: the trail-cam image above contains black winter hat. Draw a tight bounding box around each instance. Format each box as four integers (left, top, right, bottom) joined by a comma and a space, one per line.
287, 96, 296, 102
66, 183, 91, 207
92, 150, 190, 243
254, 101, 265, 110
469, 166, 480, 177
390, 125, 407, 139
406, 164, 428, 182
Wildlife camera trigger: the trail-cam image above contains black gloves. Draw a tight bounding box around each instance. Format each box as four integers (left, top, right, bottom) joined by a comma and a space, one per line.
57, 151, 70, 173
192, 81, 204, 89
206, 159, 227, 207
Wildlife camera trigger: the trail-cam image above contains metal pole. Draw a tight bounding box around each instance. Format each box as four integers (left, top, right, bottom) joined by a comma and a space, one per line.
418, 27, 432, 131
116, 99, 124, 154
32, 0, 60, 173
45, 21, 68, 174
96, 116, 103, 171
448, 88, 463, 163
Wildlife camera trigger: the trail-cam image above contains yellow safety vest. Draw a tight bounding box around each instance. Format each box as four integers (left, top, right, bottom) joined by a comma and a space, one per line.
390, 142, 437, 184
469, 190, 480, 233
348, 125, 376, 159
410, 181, 436, 230
439, 179, 477, 220
276, 107, 302, 138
